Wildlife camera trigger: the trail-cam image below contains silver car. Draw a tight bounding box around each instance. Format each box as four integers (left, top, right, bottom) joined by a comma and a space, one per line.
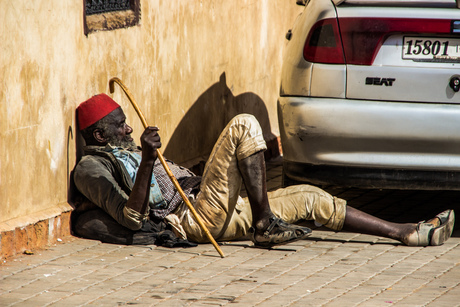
278, 0, 460, 189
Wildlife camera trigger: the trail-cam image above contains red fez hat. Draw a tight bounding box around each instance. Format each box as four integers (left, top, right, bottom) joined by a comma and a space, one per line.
77, 93, 120, 130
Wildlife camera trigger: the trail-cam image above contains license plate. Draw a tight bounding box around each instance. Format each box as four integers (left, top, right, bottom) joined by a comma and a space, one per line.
402, 36, 460, 61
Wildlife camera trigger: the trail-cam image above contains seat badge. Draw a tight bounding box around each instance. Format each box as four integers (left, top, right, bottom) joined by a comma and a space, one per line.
365, 77, 396, 86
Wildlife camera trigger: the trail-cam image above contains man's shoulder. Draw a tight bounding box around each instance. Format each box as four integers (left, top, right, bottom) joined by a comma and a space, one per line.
78, 153, 108, 166
75, 153, 114, 176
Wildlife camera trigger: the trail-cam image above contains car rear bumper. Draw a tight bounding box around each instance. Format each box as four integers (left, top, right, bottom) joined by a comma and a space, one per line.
283, 161, 460, 190
278, 96, 460, 187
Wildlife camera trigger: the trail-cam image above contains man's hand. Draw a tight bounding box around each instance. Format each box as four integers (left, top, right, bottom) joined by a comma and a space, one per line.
140, 126, 161, 162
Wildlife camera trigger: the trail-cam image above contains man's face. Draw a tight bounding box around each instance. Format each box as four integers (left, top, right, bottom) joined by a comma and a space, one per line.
101, 107, 136, 149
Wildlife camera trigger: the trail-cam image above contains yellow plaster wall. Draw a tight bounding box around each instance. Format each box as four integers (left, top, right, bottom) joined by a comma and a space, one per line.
0, 1, 303, 224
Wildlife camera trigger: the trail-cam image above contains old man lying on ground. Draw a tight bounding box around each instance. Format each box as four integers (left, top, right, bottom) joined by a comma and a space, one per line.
71, 94, 455, 248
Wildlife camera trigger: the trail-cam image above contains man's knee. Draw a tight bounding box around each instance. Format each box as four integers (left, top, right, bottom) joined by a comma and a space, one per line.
268, 184, 346, 230
226, 114, 266, 161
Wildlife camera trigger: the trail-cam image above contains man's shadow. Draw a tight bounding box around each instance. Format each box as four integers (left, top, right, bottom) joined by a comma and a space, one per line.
163, 72, 279, 174
68, 72, 278, 205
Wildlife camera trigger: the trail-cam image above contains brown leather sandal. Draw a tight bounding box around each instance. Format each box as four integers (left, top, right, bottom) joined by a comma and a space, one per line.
250, 217, 312, 248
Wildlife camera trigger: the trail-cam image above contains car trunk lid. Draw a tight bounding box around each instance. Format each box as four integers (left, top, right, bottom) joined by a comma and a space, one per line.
334, 1, 460, 103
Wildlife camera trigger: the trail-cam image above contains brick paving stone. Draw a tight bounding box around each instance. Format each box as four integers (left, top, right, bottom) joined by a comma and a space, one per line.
46, 293, 103, 306
148, 298, 186, 306
100, 285, 150, 301
0, 291, 34, 305
164, 281, 198, 294
55, 276, 105, 291
398, 291, 444, 306
325, 292, 373, 307
129, 297, 164, 306
19, 264, 66, 280
115, 281, 158, 294
426, 266, 460, 288
206, 283, 256, 302
427, 283, 460, 307
113, 270, 154, 283
407, 264, 460, 304
291, 296, 338, 307
185, 284, 219, 294
305, 246, 401, 294
168, 275, 210, 286
57, 264, 109, 278
8, 279, 62, 296
0, 279, 30, 295
376, 278, 432, 304
0, 275, 39, 294
129, 262, 170, 275
87, 298, 141, 306
19, 290, 71, 306
347, 233, 383, 244
162, 289, 208, 303
220, 292, 262, 305
262, 293, 302, 306
143, 289, 175, 301
3, 242, 94, 268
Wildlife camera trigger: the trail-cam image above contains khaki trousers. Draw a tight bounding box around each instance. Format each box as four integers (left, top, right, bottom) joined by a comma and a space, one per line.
174, 114, 346, 243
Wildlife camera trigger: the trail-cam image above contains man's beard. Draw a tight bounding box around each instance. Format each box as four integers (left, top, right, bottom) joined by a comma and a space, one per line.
107, 135, 137, 150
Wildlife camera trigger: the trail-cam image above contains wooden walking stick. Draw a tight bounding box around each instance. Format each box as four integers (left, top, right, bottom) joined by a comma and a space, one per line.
109, 77, 225, 258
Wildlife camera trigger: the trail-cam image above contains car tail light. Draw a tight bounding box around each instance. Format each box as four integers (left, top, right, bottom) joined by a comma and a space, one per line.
303, 18, 345, 64
304, 18, 452, 65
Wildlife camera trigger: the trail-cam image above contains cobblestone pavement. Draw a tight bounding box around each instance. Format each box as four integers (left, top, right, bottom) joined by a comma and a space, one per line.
1, 158, 459, 306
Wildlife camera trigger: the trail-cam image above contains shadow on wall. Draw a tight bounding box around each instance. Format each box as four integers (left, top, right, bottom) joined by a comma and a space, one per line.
163, 72, 279, 174
68, 72, 280, 207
